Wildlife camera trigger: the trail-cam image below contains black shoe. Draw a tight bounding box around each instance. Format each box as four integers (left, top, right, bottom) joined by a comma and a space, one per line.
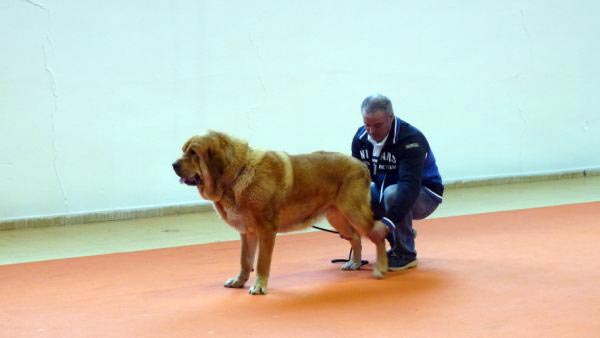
387, 251, 418, 271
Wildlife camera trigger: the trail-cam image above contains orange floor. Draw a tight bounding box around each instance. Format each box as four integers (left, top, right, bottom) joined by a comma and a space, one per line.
2, 202, 600, 338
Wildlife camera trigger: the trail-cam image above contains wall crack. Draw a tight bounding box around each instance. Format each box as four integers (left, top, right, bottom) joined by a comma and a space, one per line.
21, 0, 47, 10
27, 0, 69, 211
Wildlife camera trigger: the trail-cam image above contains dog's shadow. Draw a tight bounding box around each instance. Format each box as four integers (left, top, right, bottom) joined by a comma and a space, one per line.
218, 258, 454, 311
168, 259, 455, 333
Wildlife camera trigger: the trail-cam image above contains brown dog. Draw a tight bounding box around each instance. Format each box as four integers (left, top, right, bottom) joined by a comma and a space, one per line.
172, 131, 387, 295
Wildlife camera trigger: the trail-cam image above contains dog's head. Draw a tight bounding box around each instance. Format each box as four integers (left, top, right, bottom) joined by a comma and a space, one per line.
172, 131, 234, 201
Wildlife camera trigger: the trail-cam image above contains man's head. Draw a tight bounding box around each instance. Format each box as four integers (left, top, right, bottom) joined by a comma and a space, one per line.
361, 94, 394, 142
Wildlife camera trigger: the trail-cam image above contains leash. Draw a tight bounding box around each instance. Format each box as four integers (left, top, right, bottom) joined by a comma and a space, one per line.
311, 226, 369, 266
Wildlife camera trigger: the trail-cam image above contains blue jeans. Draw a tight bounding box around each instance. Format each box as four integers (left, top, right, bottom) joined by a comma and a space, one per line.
371, 183, 441, 261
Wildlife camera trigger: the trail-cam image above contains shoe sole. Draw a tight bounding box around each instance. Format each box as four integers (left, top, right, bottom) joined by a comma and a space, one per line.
388, 260, 418, 271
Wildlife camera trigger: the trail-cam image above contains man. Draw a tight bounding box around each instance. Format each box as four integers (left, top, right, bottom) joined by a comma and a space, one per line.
352, 94, 444, 271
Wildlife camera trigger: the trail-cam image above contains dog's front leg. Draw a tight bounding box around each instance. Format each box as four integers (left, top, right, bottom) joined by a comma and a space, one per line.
248, 229, 276, 295
224, 232, 257, 288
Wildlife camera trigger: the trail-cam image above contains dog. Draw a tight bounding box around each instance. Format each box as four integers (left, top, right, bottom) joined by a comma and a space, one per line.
172, 131, 387, 295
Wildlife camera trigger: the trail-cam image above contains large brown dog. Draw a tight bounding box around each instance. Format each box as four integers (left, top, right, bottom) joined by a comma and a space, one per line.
172, 131, 387, 295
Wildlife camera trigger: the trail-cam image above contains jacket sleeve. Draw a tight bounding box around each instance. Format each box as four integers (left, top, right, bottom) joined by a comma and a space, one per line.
388, 135, 427, 222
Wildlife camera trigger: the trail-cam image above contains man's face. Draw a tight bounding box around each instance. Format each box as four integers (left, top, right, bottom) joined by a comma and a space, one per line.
363, 110, 394, 143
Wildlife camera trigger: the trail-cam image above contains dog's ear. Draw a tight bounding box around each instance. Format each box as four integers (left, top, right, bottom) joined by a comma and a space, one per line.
205, 147, 213, 160
191, 133, 228, 201
215, 132, 237, 163
206, 137, 227, 176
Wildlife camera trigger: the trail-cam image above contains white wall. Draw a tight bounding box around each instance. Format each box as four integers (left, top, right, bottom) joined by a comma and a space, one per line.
1, 1, 599, 220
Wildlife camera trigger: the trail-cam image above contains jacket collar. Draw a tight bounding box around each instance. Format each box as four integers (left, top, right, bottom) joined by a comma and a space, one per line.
360, 116, 399, 143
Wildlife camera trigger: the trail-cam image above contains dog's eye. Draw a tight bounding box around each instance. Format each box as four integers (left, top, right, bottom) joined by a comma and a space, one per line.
188, 149, 196, 157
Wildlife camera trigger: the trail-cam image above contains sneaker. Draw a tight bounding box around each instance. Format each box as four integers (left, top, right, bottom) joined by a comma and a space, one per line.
387, 251, 418, 271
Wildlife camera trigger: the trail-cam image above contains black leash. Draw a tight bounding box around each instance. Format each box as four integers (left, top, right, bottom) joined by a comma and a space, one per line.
312, 226, 369, 266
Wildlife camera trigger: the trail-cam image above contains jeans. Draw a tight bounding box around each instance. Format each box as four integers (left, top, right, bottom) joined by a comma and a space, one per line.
371, 183, 441, 261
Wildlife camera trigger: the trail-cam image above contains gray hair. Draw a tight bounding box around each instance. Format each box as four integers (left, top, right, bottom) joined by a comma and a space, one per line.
361, 94, 394, 117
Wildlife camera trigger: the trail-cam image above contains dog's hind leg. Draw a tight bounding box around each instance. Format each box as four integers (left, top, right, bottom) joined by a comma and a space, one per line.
335, 179, 388, 279
225, 232, 257, 288
339, 205, 388, 278
326, 207, 362, 271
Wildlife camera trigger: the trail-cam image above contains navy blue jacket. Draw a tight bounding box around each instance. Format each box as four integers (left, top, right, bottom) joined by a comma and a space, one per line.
352, 117, 443, 220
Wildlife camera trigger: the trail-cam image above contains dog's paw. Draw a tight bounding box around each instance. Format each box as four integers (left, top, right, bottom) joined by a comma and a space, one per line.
248, 284, 267, 295
372, 267, 385, 279
341, 260, 362, 271
224, 277, 247, 288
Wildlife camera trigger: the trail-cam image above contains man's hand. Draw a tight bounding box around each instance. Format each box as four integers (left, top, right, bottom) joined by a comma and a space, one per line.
368, 220, 389, 243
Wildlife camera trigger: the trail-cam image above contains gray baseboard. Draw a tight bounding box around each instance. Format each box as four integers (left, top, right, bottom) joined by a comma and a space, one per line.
2, 168, 599, 231
444, 168, 600, 189
0, 203, 213, 231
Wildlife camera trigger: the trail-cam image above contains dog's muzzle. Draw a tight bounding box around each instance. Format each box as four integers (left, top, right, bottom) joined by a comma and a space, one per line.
172, 161, 202, 186
179, 174, 202, 186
